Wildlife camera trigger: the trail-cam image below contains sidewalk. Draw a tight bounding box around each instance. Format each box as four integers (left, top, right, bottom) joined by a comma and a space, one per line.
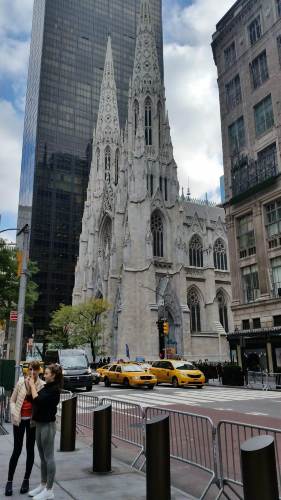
0, 424, 192, 500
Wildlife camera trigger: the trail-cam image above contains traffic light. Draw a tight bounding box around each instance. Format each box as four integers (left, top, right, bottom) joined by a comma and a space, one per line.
163, 321, 169, 336
16, 251, 23, 277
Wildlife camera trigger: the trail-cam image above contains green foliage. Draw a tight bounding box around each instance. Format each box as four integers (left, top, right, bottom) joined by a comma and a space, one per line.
0, 239, 39, 325
49, 299, 111, 359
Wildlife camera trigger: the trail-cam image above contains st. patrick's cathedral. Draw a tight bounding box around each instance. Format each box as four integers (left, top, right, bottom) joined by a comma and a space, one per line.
73, 0, 233, 361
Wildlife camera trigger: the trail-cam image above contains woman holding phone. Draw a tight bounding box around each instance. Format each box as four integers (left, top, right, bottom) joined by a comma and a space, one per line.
5, 360, 45, 496
28, 364, 62, 500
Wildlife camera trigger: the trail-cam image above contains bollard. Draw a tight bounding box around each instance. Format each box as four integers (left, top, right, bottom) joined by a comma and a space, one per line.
146, 415, 171, 500
241, 435, 279, 500
60, 396, 77, 452
93, 404, 112, 473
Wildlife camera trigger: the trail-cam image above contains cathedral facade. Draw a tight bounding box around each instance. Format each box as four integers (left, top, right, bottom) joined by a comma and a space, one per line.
73, 0, 233, 361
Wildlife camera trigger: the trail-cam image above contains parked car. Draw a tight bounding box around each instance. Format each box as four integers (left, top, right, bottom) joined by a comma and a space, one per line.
150, 360, 205, 388
44, 349, 93, 391
91, 369, 101, 385
103, 363, 157, 389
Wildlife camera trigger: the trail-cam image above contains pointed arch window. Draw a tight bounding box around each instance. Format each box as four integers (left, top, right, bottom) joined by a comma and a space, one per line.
145, 97, 152, 146
151, 210, 164, 257
157, 101, 162, 149
187, 288, 201, 332
114, 149, 119, 185
105, 146, 111, 184
217, 290, 229, 332
96, 147, 100, 171
134, 100, 139, 136
189, 235, 203, 267
214, 238, 227, 270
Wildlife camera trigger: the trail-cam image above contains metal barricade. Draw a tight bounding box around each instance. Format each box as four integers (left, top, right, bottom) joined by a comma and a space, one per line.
217, 420, 281, 499
101, 397, 144, 449
76, 393, 100, 429
145, 406, 217, 500
57, 389, 73, 418
247, 371, 267, 390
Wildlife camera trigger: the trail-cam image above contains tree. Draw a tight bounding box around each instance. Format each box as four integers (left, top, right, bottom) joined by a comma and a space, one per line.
0, 239, 39, 325
49, 298, 111, 360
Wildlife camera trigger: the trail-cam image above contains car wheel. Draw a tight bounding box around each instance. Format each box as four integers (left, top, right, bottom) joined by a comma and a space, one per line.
94, 379, 100, 385
104, 377, 111, 387
86, 385, 92, 392
197, 385, 203, 389
147, 385, 155, 390
123, 378, 130, 388
172, 377, 179, 388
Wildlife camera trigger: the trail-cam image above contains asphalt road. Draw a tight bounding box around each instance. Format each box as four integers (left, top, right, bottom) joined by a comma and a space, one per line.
83, 383, 281, 426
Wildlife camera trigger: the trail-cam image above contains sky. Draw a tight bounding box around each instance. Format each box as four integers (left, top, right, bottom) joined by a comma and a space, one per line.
0, 0, 235, 242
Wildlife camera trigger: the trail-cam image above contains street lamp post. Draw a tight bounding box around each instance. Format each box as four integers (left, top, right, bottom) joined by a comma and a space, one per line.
0, 224, 30, 384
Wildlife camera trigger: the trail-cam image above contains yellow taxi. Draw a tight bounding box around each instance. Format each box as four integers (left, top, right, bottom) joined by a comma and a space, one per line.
96, 364, 112, 380
20, 361, 44, 379
103, 363, 157, 389
150, 360, 205, 388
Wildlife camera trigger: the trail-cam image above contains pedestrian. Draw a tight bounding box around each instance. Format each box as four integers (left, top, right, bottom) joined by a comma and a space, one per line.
5, 360, 45, 497
27, 364, 63, 500
107, 357, 110, 364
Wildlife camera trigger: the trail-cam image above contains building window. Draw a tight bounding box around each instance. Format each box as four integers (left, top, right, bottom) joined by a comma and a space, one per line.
242, 319, 250, 330
277, 36, 281, 66
254, 95, 274, 137
134, 99, 139, 136
214, 238, 228, 270
145, 97, 152, 146
224, 41, 236, 70
273, 315, 281, 326
217, 291, 229, 332
228, 117, 245, 154
237, 214, 256, 258
187, 288, 201, 333
248, 15, 262, 46
164, 177, 168, 201
242, 264, 260, 303
225, 74, 242, 110
114, 149, 119, 185
159, 176, 163, 193
271, 256, 281, 297
104, 146, 111, 184
253, 317, 261, 329
277, 0, 281, 17
151, 211, 164, 257
189, 235, 203, 267
150, 174, 154, 196
250, 51, 269, 89
265, 197, 281, 241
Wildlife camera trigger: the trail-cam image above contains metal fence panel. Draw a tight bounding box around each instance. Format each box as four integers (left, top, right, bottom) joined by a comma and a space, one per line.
217, 420, 281, 497
101, 397, 144, 448
76, 394, 100, 429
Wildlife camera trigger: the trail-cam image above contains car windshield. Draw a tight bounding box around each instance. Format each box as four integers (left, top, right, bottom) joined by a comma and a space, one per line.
173, 362, 196, 370
122, 365, 143, 372
60, 355, 88, 369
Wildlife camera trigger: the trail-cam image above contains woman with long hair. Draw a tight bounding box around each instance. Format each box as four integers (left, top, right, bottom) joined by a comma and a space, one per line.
5, 360, 45, 496
27, 364, 63, 500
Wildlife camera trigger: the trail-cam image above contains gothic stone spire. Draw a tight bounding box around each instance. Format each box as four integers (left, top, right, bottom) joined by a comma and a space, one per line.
96, 36, 120, 144
132, 0, 161, 95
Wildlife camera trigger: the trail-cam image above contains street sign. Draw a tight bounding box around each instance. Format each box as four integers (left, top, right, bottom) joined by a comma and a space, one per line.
9, 311, 18, 322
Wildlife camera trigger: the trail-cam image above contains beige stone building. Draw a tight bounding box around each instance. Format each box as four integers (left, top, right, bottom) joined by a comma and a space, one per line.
212, 0, 281, 371
72, 0, 233, 362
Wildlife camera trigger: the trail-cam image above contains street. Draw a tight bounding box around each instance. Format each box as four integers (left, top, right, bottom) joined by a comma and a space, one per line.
84, 384, 281, 424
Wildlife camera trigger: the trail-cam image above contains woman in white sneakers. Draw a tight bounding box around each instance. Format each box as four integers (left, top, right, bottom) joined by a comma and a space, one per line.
5, 360, 45, 496
28, 364, 62, 500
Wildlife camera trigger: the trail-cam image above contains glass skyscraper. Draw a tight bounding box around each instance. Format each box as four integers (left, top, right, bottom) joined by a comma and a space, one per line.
18, 0, 163, 338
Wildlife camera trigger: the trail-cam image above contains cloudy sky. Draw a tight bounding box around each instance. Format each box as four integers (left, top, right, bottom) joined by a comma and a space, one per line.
0, 0, 234, 241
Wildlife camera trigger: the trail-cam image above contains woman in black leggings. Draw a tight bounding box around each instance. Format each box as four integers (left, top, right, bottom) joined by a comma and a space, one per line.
5, 361, 45, 496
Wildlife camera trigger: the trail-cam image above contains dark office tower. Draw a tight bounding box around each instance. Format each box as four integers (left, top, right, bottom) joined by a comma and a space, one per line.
17, 0, 163, 339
